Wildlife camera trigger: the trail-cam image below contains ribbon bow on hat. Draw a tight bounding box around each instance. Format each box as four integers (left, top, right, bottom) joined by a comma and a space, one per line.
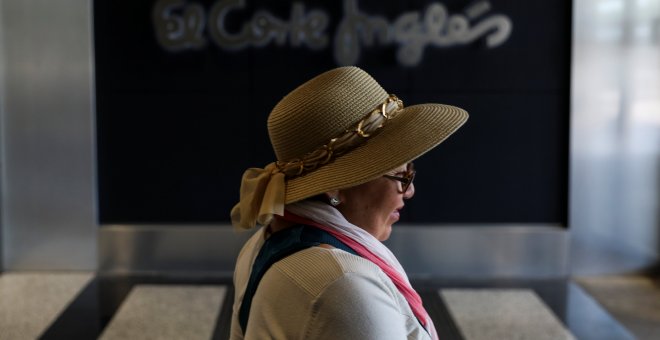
231, 163, 286, 229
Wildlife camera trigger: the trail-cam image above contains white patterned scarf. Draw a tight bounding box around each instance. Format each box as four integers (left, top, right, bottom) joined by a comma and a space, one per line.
286, 200, 438, 339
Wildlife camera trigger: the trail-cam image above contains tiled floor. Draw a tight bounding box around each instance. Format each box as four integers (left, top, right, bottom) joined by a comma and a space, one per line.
99, 285, 227, 340
577, 274, 660, 340
0, 273, 94, 340
0, 272, 656, 340
440, 289, 575, 339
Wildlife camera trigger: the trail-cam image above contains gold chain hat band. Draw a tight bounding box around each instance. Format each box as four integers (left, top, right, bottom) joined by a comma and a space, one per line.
275, 94, 404, 178
231, 94, 404, 229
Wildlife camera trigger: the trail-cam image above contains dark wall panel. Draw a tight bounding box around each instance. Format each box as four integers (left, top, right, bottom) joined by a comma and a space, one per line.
95, 0, 571, 224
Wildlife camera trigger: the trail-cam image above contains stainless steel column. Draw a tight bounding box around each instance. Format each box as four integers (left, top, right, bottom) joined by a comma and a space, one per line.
0, 0, 5, 271
1, 0, 96, 270
570, 0, 660, 274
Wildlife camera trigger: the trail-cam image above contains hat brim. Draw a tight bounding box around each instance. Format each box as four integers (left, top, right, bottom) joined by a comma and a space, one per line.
284, 103, 468, 203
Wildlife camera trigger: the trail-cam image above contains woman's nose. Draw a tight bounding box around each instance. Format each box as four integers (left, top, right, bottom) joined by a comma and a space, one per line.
403, 182, 415, 199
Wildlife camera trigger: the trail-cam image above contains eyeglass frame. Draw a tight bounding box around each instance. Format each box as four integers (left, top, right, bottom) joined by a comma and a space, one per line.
383, 163, 416, 193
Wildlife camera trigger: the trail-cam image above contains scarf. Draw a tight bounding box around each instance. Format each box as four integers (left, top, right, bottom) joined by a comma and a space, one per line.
285, 200, 438, 340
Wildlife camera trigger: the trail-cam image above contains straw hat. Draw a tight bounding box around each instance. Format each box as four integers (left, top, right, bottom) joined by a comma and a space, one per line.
231, 66, 468, 229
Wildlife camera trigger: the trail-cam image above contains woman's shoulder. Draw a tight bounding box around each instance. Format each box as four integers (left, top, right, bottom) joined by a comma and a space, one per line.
263, 248, 421, 339
269, 247, 391, 295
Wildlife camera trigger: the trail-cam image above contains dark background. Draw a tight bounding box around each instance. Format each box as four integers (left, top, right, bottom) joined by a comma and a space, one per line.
95, 0, 571, 225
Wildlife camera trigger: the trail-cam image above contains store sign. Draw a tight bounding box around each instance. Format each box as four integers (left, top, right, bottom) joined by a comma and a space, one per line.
153, 0, 513, 66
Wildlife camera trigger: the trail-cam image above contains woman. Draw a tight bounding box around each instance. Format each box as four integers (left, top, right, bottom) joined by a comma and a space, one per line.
230, 67, 468, 339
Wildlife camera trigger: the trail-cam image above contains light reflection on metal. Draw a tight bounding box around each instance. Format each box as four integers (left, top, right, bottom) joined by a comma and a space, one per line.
152, 0, 513, 66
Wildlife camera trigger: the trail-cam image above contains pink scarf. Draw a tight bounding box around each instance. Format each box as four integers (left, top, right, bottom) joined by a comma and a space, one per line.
282, 209, 435, 337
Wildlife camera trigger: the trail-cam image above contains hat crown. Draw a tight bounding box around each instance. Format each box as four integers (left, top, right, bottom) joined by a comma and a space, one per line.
268, 67, 388, 162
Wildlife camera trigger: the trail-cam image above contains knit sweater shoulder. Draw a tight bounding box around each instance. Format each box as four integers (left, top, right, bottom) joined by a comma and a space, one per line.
229, 227, 431, 340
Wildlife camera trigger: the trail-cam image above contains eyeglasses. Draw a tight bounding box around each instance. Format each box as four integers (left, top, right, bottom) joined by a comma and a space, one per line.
383, 163, 416, 193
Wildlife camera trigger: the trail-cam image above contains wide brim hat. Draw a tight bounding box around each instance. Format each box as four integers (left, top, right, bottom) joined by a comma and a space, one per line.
231, 66, 468, 229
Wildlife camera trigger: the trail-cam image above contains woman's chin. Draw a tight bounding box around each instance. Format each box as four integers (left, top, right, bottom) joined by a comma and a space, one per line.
378, 224, 393, 241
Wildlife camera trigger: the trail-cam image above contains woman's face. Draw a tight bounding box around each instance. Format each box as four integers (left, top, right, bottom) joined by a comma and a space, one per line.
334, 164, 415, 241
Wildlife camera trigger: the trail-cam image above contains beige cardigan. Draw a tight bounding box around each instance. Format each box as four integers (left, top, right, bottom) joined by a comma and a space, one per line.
230, 228, 432, 340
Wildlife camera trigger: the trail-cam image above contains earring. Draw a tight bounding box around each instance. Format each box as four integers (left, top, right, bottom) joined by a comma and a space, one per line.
329, 197, 340, 206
